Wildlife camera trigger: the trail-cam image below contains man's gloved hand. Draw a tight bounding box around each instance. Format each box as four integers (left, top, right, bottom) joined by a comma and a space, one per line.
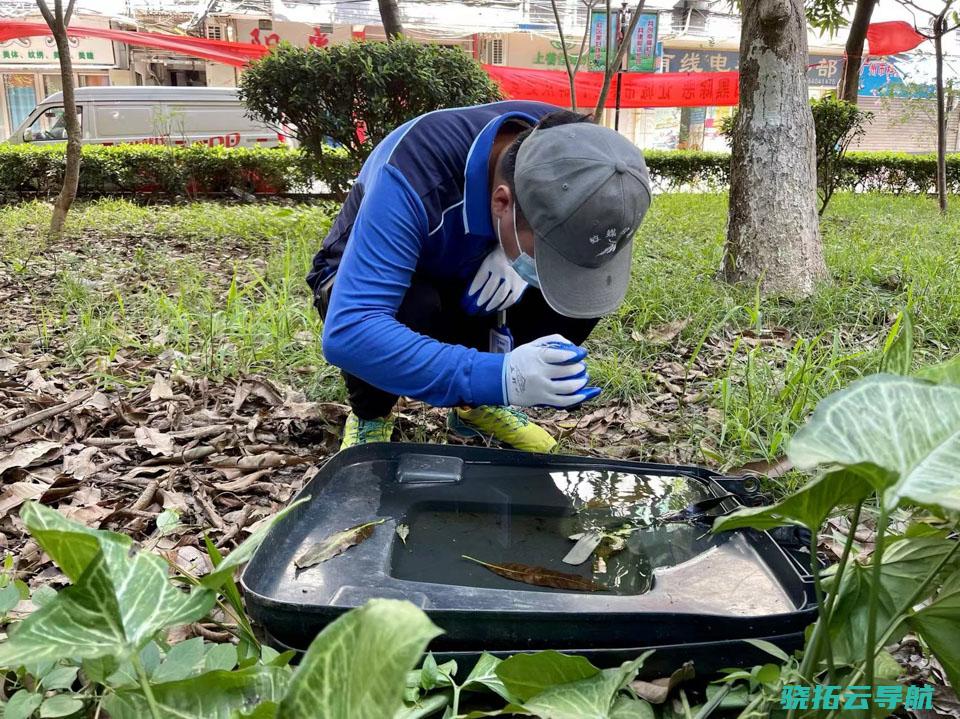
502, 334, 601, 408
462, 245, 527, 315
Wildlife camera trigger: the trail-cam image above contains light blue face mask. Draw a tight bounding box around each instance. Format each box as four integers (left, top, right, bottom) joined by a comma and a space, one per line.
498, 202, 540, 289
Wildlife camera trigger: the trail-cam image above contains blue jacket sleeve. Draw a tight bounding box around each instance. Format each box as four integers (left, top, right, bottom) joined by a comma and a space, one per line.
321, 164, 506, 408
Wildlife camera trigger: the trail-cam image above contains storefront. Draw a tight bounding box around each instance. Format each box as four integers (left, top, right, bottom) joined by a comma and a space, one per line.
0, 31, 115, 141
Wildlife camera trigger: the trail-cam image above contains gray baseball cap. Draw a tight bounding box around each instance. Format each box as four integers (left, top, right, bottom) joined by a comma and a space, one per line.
515, 123, 651, 319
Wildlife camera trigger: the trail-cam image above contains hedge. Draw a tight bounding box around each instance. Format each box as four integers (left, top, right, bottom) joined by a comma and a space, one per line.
3, 143, 959, 199
0, 143, 327, 198
644, 149, 960, 194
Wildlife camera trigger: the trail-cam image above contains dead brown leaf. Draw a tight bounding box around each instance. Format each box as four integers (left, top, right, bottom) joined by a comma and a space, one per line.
296, 519, 385, 568
134, 427, 175, 457
645, 317, 691, 345
630, 662, 695, 704
0, 441, 61, 477
462, 555, 606, 592
150, 373, 174, 402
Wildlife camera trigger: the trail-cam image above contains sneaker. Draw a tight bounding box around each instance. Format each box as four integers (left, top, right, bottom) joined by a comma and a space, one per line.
340, 412, 395, 450
447, 405, 557, 453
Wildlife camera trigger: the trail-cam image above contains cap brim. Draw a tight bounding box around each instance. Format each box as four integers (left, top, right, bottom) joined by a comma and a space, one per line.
535, 235, 633, 319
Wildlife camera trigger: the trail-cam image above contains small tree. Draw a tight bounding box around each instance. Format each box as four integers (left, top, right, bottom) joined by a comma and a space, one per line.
838, 0, 877, 103
36, 0, 80, 238
811, 96, 872, 214
239, 41, 501, 196
897, 0, 958, 212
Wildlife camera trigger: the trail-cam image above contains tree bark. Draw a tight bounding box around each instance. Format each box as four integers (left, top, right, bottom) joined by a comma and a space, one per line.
38, 0, 80, 239
838, 0, 876, 104
377, 0, 404, 40
723, 0, 826, 296
934, 18, 947, 213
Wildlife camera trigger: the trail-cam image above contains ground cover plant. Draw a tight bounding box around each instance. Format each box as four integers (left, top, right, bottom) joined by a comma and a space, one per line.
0, 194, 958, 716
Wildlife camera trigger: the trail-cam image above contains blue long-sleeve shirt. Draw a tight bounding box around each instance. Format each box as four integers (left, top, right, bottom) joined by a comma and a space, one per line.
307, 101, 559, 408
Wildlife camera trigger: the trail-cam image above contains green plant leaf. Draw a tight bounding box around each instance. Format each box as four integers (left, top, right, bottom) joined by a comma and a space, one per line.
609, 695, 655, 718
153, 637, 205, 683
915, 354, 960, 386
4, 689, 43, 719
495, 650, 600, 703
201, 498, 308, 589
881, 309, 913, 375
104, 664, 289, 719
38, 695, 85, 718
0, 504, 214, 667
742, 639, 790, 663
205, 642, 239, 672
279, 599, 442, 719
521, 655, 651, 719
788, 374, 960, 511
713, 467, 874, 533
907, 590, 960, 690
0, 581, 21, 613
463, 652, 517, 703
823, 536, 959, 663
40, 665, 79, 690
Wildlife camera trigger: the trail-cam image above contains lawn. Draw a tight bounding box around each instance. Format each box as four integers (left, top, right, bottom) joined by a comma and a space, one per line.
2, 193, 956, 475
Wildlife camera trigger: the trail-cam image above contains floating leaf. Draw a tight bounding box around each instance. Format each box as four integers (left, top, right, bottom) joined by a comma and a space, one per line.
788, 374, 960, 511
462, 555, 606, 592
660, 494, 738, 524
396, 523, 409, 545
295, 518, 385, 569
563, 531, 603, 565
279, 599, 442, 719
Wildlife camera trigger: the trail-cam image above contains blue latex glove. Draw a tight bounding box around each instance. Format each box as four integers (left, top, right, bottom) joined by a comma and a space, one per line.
462, 245, 527, 316
502, 334, 602, 409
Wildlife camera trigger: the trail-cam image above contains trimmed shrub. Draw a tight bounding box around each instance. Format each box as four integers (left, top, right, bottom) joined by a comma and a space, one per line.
239, 40, 502, 196
0, 143, 319, 198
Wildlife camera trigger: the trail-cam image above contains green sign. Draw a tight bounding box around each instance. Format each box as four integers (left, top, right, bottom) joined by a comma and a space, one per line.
588, 10, 659, 72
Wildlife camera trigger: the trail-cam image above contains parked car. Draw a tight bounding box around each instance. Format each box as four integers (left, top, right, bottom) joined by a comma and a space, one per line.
5, 86, 292, 148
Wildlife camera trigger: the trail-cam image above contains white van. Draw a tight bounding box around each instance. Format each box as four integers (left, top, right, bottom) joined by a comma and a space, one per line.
6, 86, 292, 148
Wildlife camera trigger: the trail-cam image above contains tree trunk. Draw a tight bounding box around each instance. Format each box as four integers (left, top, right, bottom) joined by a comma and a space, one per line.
934, 22, 947, 213
838, 0, 875, 104
722, 0, 826, 296
377, 0, 404, 39
39, 0, 80, 239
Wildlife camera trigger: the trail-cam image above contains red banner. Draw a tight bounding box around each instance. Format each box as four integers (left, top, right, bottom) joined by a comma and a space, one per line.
0, 21, 267, 67
866, 21, 927, 56
483, 65, 740, 108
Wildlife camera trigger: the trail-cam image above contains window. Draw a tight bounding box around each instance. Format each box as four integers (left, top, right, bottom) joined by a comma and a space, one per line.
95, 105, 152, 137
25, 105, 81, 142
485, 37, 505, 65
79, 75, 110, 87
42, 74, 62, 99
205, 24, 223, 40
258, 19, 273, 30
3, 73, 37, 131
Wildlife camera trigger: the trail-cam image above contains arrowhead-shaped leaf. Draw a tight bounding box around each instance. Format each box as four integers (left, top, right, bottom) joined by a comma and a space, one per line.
907, 590, 960, 691
788, 374, 960, 511
496, 651, 600, 703
279, 599, 442, 719
823, 537, 959, 663
103, 664, 289, 719
713, 467, 875, 533
521, 654, 651, 719
915, 354, 960, 386
0, 503, 214, 667
202, 498, 308, 590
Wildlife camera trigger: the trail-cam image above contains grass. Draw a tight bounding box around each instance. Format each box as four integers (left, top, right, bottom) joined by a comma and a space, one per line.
2, 193, 958, 476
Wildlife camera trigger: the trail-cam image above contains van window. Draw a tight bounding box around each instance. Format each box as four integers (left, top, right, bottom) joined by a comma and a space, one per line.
26, 106, 82, 142
168, 104, 264, 134
95, 105, 153, 137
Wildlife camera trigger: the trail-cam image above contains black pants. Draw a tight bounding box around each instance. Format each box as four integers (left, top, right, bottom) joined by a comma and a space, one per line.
342, 277, 600, 419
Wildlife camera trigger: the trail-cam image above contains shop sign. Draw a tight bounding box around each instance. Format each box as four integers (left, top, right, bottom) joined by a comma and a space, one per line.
0, 35, 114, 65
